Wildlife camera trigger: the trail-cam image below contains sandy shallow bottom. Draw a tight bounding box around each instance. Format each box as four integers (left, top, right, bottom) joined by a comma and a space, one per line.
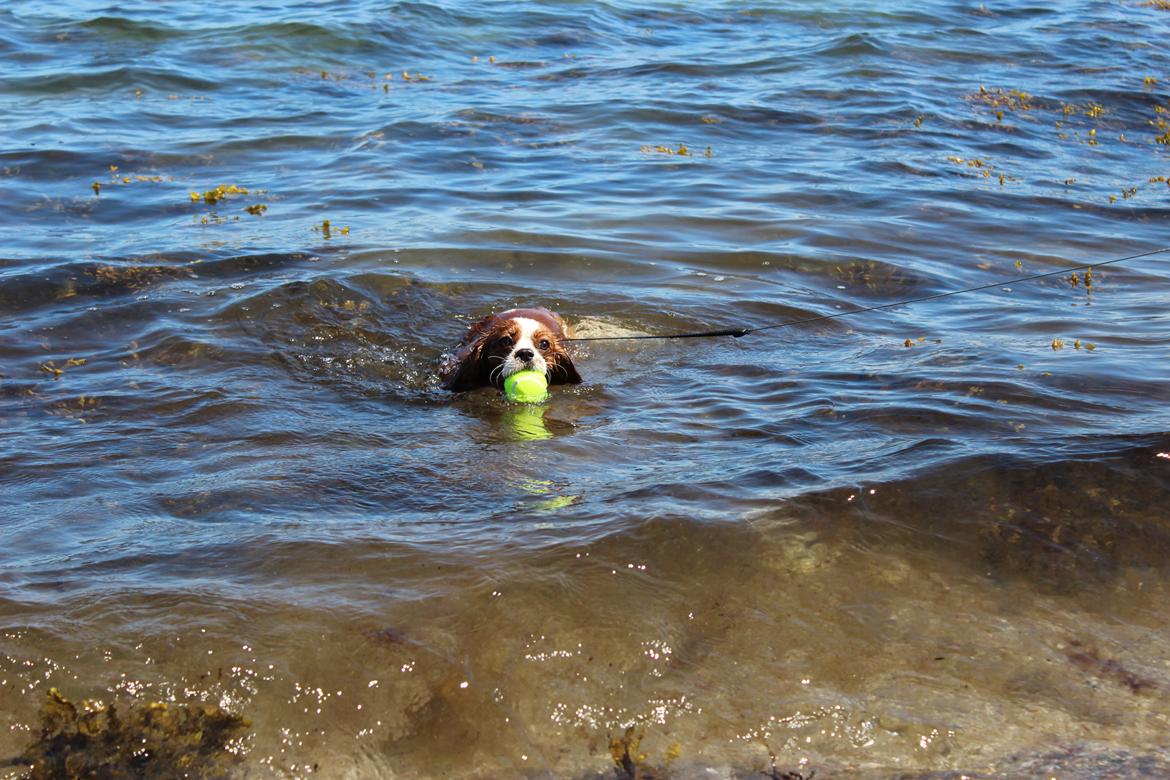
4, 446, 1170, 778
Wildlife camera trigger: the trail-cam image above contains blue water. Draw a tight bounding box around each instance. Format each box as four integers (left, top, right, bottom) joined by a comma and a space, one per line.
3, 2, 1170, 777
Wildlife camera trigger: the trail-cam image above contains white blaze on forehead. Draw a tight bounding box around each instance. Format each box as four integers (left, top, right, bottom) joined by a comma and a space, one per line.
501, 316, 548, 378
511, 317, 543, 351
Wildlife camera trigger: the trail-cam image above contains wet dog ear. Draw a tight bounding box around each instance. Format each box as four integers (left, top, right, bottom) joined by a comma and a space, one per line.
549, 351, 582, 385
459, 314, 498, 347
442, 335, 490, 391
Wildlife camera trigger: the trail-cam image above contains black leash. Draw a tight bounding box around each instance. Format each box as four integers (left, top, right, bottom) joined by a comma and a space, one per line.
564, 246, 1170, 343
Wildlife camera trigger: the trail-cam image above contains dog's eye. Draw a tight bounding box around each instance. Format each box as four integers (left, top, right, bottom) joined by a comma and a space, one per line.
539, 339, 551, 350
498, 336, 513, 348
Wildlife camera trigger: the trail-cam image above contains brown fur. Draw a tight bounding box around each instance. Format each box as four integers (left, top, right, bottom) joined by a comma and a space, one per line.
441, 307, 582, 392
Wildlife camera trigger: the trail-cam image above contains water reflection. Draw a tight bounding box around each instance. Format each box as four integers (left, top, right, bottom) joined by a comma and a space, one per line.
501, 402, 554, 441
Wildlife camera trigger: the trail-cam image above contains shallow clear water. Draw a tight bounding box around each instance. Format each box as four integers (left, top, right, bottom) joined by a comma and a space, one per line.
2, 1, 1170, 777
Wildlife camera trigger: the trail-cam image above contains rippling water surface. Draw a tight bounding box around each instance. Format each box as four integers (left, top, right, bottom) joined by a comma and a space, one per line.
3, 1, 1170, 777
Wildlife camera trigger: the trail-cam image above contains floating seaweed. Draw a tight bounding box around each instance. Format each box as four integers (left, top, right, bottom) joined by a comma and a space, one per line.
311, 219, 350, 239
945, 155, 1017, 184
185, 183, 270, 224
89, 165, 174, 198
39, 362, 63, 379
38, 357, 86, 381
952, 81, 1170, 204
51, 393, 101, 423
190, 183, 249, 205
640, 144, 692, 156
1050, 336, 1095, 352
968, 85, 1036, 112
297, 66, 434, 90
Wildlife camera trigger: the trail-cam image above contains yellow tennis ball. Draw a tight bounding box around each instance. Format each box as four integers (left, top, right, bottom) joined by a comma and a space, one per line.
503, 369, 549, 403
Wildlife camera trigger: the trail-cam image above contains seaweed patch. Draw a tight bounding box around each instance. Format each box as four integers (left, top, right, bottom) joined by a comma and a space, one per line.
186, 183, 270, 225
190, 183, 250, 205
969, 85, 1035, 109
1049, 337, 1094, 351
640, 144, 691, 156
606, 727, 698, 779
609, 727, 654, 779
38, 358, 85, 381
92, 263, 194, 291
945, 155, 1016, 185
640, 143, 713, 158
967, 85, 1036, 121
16, 688, 249, 780
294, 66, 435, 93
312, 219, 350, 239
950, 77, 1170, 203
88, 164, 174, 197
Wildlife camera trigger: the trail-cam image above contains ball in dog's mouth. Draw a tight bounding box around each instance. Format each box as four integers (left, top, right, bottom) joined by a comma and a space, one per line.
503, 369, 549, 403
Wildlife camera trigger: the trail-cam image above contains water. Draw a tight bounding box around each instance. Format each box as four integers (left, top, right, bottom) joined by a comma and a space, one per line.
2, 1, 1170, 777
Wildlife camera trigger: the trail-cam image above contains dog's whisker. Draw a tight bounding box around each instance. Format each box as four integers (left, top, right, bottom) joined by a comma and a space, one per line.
439, 307, 581, 392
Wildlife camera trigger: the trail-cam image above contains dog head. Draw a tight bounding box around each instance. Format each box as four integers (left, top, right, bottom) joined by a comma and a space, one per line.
442, 307, 582, 392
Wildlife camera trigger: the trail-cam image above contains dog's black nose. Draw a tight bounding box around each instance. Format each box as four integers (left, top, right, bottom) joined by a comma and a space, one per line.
514, 348, 534, 362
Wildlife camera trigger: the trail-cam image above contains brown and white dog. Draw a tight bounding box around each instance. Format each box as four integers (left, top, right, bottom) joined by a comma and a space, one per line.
440, 307, 582, 392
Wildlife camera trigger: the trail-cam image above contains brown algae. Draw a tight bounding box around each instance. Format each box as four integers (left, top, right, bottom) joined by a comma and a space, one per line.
17, 688, 249, 780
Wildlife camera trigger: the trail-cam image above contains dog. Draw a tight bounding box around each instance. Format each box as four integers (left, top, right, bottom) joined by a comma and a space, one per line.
440, 307, 582, 392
